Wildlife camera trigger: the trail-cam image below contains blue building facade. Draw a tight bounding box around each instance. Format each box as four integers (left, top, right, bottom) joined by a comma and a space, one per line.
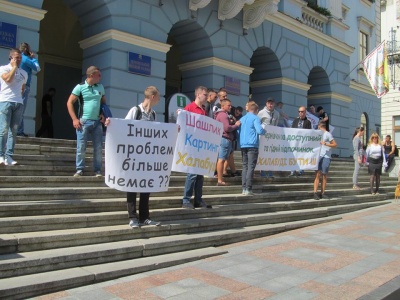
0, 0, 380, 157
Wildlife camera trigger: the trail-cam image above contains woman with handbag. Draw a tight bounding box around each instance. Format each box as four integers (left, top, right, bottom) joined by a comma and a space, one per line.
365, 133, 387, 195
352, 127, 364, 190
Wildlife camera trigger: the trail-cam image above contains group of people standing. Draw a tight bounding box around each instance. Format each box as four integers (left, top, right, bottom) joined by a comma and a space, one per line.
353, 127, 395, 195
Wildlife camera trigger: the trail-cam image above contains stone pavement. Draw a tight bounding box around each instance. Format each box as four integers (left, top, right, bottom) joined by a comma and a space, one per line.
32, 201, 400, 300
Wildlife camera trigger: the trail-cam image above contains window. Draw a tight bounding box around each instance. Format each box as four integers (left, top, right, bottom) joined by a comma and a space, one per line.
359, 31, 368, 61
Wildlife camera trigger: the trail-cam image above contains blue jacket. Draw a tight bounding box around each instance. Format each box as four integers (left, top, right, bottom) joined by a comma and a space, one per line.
238, 112, 265, 148
20, 53, 40, 86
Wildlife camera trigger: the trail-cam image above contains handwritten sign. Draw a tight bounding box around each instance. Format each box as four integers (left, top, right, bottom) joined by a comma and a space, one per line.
172, 111, 223, 177
256, 126, 323, 171
105, 118, 178, 192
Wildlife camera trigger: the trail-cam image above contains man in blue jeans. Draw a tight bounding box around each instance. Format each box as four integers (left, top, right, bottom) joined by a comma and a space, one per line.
15, 42, 41, 137
0, 48, 28, 166
181, 86, 211, 209
67, 66, 106, 177
237, 102, 265, 195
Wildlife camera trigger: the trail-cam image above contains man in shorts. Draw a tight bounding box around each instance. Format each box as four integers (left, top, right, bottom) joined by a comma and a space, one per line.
313, 121, 337, 200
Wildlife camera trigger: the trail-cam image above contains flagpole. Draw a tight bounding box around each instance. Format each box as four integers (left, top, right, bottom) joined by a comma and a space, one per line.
343, 62, 363, 80
343, 41, 387, 80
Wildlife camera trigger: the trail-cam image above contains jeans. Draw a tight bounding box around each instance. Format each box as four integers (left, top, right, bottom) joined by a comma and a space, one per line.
182, 173, 204, 205
0, 101, 24, 158
76, 119, 103, 172
241, 147, 259, 191
353, 155, 361, 185
17, 85, 30, 135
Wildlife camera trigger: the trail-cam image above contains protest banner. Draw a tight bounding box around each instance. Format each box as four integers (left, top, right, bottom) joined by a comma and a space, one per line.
306, 112, 335, 134
256, 126, 323, 171
172, 111, 223, 177
105, 118, 179, 192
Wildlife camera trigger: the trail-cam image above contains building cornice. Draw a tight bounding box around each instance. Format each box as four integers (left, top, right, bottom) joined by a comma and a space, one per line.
250, 78, 311, 91
179, 57, 254, 75
308, 92, 352, 103
350, 81, 376, 96
267, 12, 354, 56
39, 54, 82, 69
79, 29, 172, 53
0, 0, 46, 21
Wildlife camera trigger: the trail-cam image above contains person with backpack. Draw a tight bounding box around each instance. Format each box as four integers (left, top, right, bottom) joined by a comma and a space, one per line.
105, 86, 161, 228
67, 66, 106, 177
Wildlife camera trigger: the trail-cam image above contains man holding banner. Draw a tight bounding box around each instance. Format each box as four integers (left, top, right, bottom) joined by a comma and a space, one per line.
105, 86, 172, 228
181, 86, 212, 209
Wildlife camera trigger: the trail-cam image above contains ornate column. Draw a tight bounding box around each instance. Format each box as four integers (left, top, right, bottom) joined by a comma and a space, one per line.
243, 0, 280, 29
218, 0, 255, 20
189, 0, 212, 11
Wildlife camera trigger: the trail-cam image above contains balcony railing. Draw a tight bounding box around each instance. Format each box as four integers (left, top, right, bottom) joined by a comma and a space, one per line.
302, 6, 329, 33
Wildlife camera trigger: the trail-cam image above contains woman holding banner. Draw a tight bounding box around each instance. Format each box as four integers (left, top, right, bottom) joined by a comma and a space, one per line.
352, 127, 364, 190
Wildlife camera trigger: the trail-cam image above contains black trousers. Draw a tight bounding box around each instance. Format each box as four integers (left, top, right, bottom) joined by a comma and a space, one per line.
36, 115, 53, 138
127, 192, 150, 222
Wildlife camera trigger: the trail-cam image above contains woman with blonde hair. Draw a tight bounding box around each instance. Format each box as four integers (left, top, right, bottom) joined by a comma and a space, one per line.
352, 127, 364, 190
365, 133, 387, 195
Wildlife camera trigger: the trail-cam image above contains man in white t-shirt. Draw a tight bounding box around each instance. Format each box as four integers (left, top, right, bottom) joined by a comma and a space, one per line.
0, 48, 28, 165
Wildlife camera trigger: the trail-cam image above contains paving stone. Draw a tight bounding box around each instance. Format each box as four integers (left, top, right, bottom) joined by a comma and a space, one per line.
281, 247, 335, 263
265, 286, 317, 300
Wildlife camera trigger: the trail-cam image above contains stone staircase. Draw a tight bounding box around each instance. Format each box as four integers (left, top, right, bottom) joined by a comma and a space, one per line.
0, 137, 396, 299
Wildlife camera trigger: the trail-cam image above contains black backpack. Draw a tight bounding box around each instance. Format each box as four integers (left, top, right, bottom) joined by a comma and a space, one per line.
135, 105, 156, 120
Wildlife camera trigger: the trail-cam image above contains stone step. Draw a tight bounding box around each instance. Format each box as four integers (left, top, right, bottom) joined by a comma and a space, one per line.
0, 200, 389, 254
0, 186, 394, 219
0, 178, 396, 202
0, 172, 394, 188
0, 215, 342, 284
0, 194, 389, 234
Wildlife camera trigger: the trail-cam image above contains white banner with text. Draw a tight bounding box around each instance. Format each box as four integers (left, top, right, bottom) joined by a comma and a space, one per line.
105, 118, 179, 192
256, 126, 323, 171
172, 111, 223, 177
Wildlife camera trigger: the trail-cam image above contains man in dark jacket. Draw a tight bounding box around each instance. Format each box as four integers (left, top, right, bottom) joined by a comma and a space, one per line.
289, 106, 312, 177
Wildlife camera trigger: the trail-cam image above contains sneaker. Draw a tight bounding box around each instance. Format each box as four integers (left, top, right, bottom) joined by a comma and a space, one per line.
182, 203, 194, 209
94, 171, 102, 178
242, 189, 246, 195
320, 193, 329, 199
140, 219, 161, 226
313, 192, 320, 200
5, 157, 17, 166
129, 218, 139, 228
74, 170, 83, 177
194, 201, 212, 209
288, 172, 295, 177
244, 190, 254, 196
0, 156, 5, 165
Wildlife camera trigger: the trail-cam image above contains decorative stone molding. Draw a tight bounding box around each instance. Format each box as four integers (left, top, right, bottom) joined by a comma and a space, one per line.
357, 16, 375, 36
250, 78, 311, 91
0, 0, 46, 21
350, 80, 376, 96
268, 12, 354, 56
79, 29, 171, 53
308, 92, 352, 103
179, 57, 254, 75
189, 0, 212, 11
243, 0, 280, 29
218, 0, 255, 21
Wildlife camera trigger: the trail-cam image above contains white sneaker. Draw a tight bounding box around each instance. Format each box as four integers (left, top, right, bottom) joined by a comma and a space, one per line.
129, 218, 140, 228
5, 157, 17, 166
0, 156, 4, 165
